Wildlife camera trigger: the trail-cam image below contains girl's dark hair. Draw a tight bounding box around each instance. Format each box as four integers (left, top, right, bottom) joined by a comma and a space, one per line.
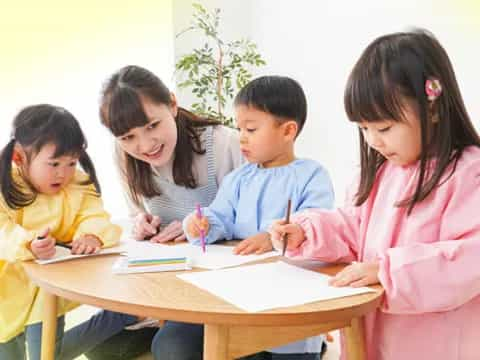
344, 29, 480, 214
100, 65, 220, 206
234, 75, 307, 136
0, 104, 100, 209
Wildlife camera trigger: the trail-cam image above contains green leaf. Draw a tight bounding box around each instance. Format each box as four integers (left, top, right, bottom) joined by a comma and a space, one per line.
174, 2, 267, 126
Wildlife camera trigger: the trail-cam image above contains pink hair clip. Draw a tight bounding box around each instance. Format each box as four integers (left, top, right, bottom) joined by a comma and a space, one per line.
425, 78, 442, 101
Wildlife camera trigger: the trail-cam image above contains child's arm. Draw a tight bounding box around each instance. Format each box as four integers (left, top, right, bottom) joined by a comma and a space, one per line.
69, 185, 122, 248
275, 164, 360, 262
377, 163, 480, 314
296, 164, 335, 212
183, 170, 240, 245
235, 164, 335, 255
278, 207, 361, 263
273, 167, 361, 262
0, 203, 37, 262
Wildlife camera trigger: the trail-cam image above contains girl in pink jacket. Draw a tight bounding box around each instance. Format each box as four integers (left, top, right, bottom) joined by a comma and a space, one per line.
270, 29, 480, 360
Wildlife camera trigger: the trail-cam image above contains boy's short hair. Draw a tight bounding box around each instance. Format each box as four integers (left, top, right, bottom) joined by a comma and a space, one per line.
234, 76, 307, 136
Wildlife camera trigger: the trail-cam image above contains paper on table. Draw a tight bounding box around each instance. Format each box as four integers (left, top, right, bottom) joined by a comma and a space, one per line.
125, 242, 277, 270
187, 245, 276, 270
35, 244, 126, 265
177, 261, 375, 312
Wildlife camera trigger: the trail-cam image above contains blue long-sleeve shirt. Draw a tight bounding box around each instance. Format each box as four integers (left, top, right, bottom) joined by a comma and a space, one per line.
184, 159, 334, 245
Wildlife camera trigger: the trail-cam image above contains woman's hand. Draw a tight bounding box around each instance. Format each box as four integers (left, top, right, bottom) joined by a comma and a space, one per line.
71, 234, 102, 255
268, 220, 306, 252
150, 221, 186, 243
30, 228, 56, 259
233, 233, 273, 255
132, 213, 161, 240
329, 261, 380, 288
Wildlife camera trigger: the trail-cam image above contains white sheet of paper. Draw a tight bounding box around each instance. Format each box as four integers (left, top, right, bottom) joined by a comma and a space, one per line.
178, 261, 375, 312
185, 244, 277, 269
35, 244, 126, 265
125, 242, 277, 270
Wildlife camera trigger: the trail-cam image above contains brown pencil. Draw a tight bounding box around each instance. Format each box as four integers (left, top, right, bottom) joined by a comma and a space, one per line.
282, 199, 292, 256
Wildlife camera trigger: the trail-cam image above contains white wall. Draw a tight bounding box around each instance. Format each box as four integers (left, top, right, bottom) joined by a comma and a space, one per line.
250, 0, 480, 202
174, 0, 480, 204
0, 1, 175, 217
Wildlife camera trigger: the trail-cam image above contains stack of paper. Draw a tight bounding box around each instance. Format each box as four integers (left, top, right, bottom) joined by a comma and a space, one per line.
112, 242, 278, 274
113, 243, 190, 274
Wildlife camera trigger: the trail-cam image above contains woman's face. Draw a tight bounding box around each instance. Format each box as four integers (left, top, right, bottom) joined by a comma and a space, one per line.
116, 99, 178, 167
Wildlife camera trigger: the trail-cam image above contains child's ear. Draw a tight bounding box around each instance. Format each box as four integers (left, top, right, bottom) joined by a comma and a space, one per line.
12, 145, 27, 166
283, 120, 298, 140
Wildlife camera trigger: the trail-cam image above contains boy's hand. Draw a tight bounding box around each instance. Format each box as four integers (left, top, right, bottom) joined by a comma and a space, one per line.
268, 220, 306, 252
185, 214, 209, 238
71, 234, 102, 255
150, 220, 186, 243
30, 228, 56, 259
329, 261, 380, 288
132, 213, 161, 241
233, 233, 272, 255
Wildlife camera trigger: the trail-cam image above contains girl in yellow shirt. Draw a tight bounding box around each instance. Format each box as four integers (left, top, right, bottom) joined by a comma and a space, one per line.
0, 104, 133, 360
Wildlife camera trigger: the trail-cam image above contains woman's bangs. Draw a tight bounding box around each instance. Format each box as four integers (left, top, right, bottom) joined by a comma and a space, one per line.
107, 87, 149, 137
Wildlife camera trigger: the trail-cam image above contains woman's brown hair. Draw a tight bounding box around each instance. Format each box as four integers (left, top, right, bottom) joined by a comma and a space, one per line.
100, 65, 220, 206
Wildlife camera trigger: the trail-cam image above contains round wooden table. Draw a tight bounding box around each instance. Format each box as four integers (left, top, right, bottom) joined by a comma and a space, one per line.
23, 255, 383, 360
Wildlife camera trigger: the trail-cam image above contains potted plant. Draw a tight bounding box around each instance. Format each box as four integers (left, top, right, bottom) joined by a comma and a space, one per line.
175, 3, 266, 127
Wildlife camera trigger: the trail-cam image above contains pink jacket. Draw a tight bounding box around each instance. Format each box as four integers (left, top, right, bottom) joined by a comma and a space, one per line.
288, 146, 480, 360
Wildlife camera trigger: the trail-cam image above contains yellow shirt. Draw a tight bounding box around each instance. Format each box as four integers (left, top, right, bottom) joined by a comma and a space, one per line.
0, 170, 122, 342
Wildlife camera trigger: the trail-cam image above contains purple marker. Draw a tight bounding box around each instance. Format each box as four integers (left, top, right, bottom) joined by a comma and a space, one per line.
196, 204, 206, 253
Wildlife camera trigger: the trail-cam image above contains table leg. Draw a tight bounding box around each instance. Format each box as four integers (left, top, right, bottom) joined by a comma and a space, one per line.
344, 317, 366, 360
204, 324, 233, 360
41, 290, 58, 360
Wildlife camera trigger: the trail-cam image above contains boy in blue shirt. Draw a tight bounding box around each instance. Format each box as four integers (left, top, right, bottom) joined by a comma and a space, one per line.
179, 76, 333, 359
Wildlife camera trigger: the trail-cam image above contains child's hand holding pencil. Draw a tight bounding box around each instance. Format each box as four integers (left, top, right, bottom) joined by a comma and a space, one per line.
185, 208, 210, 241
269, 219, 306, 253
30, 228, 56, 260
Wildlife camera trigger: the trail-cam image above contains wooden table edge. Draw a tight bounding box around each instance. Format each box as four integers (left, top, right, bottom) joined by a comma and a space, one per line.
24, 260, 384, 327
